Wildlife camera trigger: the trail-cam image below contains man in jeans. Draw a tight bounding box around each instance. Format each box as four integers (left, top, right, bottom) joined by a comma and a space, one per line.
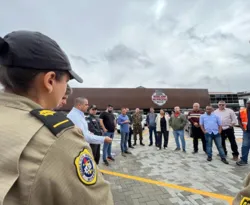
200, 106, 229, 164
117, 108, 132, 157
100, 105, 116, 166
146, 107, 157, 146
169, 106, 187, 152
236, 100, 250, 166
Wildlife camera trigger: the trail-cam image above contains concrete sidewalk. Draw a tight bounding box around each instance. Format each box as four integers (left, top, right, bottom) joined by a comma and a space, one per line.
99, 129, 248, 205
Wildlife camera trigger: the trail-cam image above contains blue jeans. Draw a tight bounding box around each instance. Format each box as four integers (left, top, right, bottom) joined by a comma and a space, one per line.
120, 132, 129, 152
205, 133, 226, 158
173, 130, 185, 150
149, 126, 157, 145
102, 132, 114, 161
241, 131, 250, 163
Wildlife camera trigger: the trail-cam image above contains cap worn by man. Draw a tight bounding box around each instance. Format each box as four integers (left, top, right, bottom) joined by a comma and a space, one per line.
0, 30, 113, 205
89, 105, 97, 110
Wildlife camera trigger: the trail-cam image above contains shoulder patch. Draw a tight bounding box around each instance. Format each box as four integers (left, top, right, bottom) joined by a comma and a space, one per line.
74, 148, 97, 186
30, 109, 74, 136
240, 197, 250, 205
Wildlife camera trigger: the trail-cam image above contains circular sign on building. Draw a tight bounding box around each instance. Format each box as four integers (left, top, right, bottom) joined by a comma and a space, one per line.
151, 90, 168, 106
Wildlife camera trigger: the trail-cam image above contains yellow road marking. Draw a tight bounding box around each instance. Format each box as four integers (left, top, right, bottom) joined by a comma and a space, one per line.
53, 119, 69, 128
100, 169, 234, 204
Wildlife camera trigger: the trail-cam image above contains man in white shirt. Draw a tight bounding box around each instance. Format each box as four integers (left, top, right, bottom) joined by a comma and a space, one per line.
214, 100, 239, 161
67, 97, 112, 145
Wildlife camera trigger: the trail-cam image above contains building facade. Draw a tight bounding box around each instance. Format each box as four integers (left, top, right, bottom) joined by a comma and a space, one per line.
209, 92, 239, 110
60, 87, 210, 113
237, 91, 250, 107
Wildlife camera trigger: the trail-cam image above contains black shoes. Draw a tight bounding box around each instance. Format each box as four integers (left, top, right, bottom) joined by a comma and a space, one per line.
207, 157, 212, 161
103, 160, 109, 166
221, 158, 229, 164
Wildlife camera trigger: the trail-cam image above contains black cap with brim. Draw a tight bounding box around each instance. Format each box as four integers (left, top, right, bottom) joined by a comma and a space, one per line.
0, 30, 83, 83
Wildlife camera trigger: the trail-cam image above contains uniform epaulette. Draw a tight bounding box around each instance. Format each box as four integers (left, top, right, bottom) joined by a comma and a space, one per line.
30, 109, 74, 136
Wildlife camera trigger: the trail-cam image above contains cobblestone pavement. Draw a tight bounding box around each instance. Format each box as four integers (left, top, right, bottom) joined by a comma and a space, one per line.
99, 128, 249, 205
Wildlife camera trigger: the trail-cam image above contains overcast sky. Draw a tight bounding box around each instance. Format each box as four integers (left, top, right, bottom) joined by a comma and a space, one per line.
1, 0, 250, 92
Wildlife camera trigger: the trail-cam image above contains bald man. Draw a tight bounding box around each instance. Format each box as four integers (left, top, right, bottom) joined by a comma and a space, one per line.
188, 103, 206, 154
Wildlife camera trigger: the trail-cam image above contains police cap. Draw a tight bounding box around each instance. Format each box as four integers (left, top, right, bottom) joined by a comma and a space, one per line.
0, 30, 83, 83
89, 105, 97, 110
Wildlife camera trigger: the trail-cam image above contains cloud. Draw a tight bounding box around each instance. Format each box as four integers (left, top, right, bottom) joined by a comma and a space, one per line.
0, 0, 250, 92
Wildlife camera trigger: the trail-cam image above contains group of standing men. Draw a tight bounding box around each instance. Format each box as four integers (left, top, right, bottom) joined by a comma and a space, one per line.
188, 100, 250, 166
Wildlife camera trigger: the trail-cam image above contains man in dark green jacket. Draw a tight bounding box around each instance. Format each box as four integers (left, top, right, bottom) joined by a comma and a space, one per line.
169, 106, 188, 152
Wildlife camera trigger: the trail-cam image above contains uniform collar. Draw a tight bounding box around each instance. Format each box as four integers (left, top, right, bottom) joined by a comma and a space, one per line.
0, 92, 42, 111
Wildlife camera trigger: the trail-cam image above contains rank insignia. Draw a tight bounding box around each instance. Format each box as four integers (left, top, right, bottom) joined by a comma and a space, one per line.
75, 148, 97, 185
240, 197, 250, 205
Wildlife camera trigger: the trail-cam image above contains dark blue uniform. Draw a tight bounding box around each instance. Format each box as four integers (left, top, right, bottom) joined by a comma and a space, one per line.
86, 114, 103, 164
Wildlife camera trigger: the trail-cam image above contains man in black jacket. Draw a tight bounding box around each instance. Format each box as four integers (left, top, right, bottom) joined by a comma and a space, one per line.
86, 105, 103, 164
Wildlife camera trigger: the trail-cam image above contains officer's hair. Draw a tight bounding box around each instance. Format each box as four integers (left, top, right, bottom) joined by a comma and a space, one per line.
74, 97, 87, 106
65, 84, 73, 95
0, 65, 67, 94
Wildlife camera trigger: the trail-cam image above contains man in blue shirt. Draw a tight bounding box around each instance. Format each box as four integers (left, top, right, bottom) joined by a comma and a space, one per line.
67, 97, 112, 145
117, 108, 132, 157
200, 106, 229, 164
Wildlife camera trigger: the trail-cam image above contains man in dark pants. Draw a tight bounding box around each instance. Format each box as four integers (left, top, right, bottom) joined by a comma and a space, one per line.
126, 108, 134, 149
146, 107, 157, 146
188, 103, 206, 154
214, 101, 239, 161
86, 105, 103, 164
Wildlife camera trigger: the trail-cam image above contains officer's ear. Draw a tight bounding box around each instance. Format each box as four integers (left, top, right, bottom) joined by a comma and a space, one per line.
43, 71, 57, 93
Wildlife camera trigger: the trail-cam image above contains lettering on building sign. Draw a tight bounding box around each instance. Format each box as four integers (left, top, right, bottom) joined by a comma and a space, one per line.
151, 90, 168, 106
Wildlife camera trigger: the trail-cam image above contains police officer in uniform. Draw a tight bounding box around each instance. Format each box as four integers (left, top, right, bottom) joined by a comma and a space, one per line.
0, 30, 113, 205
233, 172, 250, 204
86, 105, 103, 165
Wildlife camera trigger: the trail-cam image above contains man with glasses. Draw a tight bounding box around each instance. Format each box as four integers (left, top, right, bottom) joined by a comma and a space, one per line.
214, 101, 239, 161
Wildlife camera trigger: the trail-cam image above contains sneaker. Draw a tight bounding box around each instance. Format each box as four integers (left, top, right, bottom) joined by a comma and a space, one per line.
129, 146, 135, 149
125, 151, 132, 154
192, 151, 198, 154
121, 152, 127, 157
157, 147, 161, 150
183, 149, 186, 153
207, 157, 212, 161
140, 142, 145, 146
175, 148, 181, 151
236, 160, 248, 166
163, 147, 167, 149
148, 144, 153, 146
221, 158, 229, 164
103, 160, 109, 166
107, 156, 115, 161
